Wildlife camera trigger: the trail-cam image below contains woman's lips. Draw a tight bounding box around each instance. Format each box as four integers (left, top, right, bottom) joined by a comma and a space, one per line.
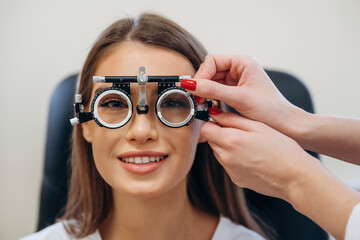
117, 151, 168, 174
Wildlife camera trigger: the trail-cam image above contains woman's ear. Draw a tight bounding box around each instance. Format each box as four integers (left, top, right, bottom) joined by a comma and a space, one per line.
82, 122, 93, 143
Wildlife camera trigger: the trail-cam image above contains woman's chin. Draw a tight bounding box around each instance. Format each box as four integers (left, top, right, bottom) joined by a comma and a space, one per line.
112, 183, 169, 199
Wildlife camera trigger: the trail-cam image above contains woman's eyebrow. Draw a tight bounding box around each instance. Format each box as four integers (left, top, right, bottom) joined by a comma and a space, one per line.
94, 86, 158, 95
94, 87, 106, 95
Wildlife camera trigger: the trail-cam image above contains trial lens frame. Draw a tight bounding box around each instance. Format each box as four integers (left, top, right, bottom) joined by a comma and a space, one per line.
70, 67, 212, 128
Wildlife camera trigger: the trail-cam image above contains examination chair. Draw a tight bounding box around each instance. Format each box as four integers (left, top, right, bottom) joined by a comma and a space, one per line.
37, 71, 328, 240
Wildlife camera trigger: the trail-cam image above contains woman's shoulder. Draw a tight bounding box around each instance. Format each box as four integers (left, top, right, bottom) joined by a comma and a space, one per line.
212, 216, 265, 240
19, 221, 101, 240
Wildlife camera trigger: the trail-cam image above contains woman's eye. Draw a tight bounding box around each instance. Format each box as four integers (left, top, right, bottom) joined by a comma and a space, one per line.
161, 99, 187, 108
100, 99, 127, 109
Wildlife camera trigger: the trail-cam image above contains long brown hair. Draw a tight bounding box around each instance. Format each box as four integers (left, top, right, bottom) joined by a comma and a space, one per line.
62, 13, 266, 238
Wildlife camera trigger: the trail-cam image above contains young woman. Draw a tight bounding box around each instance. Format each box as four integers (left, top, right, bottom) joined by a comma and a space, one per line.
21, 13, 267, 240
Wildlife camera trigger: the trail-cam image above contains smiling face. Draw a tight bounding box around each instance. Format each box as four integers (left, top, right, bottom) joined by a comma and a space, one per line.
81, 41, 202, 199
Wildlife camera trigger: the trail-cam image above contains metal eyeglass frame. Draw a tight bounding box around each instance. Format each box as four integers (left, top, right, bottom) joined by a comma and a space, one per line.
70, 67, 212, 129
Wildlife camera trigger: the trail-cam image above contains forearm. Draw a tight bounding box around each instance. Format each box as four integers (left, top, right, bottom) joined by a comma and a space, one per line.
287, 157, 360, 240
285, 108, 360, 165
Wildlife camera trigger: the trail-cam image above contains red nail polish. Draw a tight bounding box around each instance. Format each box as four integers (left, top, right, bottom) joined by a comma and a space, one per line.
181, 79, 196, 91
195, 96, 202, 105
208, 107, 223, 115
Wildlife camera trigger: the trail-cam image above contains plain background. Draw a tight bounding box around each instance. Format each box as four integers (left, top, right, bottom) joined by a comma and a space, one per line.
0, 0, 359, 239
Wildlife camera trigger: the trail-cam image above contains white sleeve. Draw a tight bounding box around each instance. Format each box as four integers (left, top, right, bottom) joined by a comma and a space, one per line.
19, 222, 70, 240
345, 202, 360, 240
212, 216, 265, 240
19, 221, 101, 240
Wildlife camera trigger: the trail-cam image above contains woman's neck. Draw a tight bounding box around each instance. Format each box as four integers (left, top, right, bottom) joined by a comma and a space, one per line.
99, 178, 218, 240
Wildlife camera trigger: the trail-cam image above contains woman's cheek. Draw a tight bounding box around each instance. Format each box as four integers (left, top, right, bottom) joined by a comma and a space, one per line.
92, 130, 119, 162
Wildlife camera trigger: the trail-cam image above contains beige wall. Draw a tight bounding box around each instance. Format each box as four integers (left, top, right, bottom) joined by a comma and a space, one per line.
1, 0, 359, 238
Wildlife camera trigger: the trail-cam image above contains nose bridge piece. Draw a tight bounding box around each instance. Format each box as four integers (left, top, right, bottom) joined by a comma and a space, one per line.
137, 66, 149, 114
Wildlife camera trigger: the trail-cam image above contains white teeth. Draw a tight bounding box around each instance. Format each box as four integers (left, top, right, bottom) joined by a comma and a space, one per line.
143, 156, 149, 163
120, 156, 165, 164
135, 157, 142, 164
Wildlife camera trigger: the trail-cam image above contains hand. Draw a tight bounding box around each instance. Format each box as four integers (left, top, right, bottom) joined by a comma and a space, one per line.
201, 110, 314, 200
202, 111, 360, 240
189, 55, 360, 240
182, 54, 304, 136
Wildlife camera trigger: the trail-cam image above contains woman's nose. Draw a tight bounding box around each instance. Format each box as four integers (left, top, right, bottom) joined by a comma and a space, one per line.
125, 112, 159, 144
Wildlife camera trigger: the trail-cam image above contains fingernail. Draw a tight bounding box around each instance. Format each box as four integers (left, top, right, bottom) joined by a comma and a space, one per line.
195, 96, 202, 105
181, 79, 196, 91
208, 107, 223, 115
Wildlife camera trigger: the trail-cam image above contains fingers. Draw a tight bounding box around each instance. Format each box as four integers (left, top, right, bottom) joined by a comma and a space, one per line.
210, 112, 258, 132
189, 55, 262, 101
200, 122, 224, 145
211, 71, 238, 86
206, 141, 224, 160
211, 71, 227, 80
195, 54, 258, 80
194, 55, 217, 80
200, 113, 255, 146
182, 78, 244, 105
195, 55, 238, 79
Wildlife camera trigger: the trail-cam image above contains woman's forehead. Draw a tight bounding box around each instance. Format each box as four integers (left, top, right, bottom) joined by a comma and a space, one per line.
94, 41, 195, 76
